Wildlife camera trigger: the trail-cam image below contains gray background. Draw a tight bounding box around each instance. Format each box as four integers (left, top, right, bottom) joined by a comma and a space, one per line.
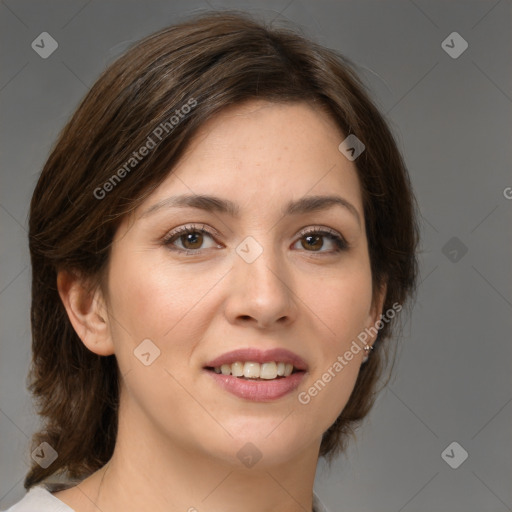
1, 1, 511, 511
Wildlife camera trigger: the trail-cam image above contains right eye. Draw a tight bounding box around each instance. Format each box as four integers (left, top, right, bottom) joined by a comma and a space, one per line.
163, 224, 222, 254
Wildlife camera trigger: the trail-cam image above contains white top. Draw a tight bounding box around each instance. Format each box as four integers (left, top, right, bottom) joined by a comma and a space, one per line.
3, 486, 74, 511
3, 485, 330, 512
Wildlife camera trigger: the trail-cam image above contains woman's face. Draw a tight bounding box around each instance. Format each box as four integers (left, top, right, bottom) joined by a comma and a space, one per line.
103, 100, 381, 467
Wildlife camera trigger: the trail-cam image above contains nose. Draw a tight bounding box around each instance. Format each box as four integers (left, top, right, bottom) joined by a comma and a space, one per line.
223, 238, 298, 330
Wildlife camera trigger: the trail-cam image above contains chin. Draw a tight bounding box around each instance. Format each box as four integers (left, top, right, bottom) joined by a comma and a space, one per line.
206, 419, 316, 467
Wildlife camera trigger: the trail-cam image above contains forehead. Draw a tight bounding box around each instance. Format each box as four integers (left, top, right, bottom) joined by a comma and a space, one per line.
138, 100, 364, 218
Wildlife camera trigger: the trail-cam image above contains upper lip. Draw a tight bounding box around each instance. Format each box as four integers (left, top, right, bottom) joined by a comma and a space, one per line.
205, 348, 308, 371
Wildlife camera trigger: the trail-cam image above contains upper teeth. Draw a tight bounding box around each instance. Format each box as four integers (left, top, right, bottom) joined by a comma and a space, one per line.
213, 361, 294, 379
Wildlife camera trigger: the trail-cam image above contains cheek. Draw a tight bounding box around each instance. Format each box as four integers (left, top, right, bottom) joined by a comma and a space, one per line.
105, 250, 221, 343
103, 253, 216, 439
304, 262, 374, 344
294, 262, 373, 427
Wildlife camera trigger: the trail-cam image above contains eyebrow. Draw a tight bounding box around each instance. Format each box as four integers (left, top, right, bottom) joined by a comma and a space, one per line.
142, 193, 361, 226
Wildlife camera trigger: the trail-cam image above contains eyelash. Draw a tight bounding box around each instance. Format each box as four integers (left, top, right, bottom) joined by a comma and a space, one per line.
162, 223, 348, 255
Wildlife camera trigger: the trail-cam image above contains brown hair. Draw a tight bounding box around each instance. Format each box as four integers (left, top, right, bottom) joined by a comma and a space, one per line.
26, 10, 418, 488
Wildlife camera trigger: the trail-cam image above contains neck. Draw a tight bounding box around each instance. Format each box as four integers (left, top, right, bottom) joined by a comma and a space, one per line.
71, 392, 321, 512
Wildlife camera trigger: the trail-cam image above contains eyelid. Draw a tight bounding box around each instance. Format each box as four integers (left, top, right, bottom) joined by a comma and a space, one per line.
296, 225, 345, 241
162, 223, 221, 243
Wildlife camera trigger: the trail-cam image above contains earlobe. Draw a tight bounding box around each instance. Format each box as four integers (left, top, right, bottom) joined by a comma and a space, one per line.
57, 270, 115, 356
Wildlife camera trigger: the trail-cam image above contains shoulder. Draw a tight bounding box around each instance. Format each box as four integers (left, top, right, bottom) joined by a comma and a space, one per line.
313, 491, 331, 512
2, 486, 75, 512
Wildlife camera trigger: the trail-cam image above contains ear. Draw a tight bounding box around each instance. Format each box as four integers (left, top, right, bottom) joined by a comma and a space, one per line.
364, 281, 388, 348
57, 270, 115, 356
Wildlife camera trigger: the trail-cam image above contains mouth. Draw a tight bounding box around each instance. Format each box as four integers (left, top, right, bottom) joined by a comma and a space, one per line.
203, 348, 307, 401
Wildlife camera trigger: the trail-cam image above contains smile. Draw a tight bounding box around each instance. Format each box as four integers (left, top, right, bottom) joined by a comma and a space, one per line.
204, 348, 307, 401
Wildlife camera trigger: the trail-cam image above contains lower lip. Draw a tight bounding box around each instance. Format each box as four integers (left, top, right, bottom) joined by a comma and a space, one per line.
205, 370, 306, 401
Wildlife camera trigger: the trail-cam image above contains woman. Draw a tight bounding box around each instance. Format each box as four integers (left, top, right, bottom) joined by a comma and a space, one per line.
6, 11, 418, 512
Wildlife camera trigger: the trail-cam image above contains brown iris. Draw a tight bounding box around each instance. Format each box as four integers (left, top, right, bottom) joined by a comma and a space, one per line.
181, 231, 204, 250
301, 234, 323, 251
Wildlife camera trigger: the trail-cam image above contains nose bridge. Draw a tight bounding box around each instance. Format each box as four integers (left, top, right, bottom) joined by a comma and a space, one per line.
227, 233, 296, 326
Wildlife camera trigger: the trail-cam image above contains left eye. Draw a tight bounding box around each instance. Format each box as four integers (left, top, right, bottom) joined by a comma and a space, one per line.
292, 229, 347, 253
